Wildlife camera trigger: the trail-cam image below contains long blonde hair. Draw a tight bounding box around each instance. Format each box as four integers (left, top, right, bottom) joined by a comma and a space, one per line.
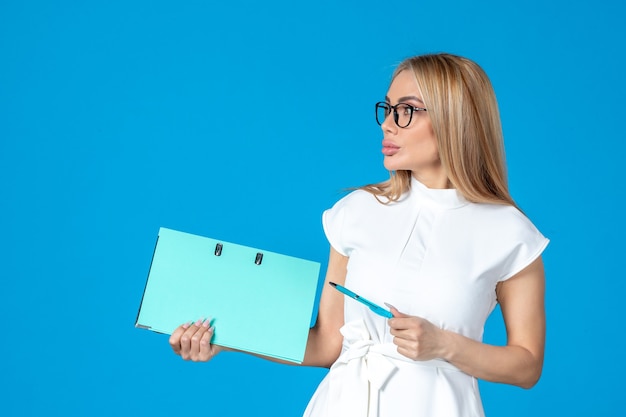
362, 53, 517, 208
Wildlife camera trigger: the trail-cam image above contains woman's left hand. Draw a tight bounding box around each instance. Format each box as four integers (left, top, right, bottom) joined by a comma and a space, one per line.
387, 305, 446, 361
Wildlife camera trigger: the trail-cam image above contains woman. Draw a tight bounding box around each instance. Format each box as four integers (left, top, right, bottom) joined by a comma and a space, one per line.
169, 53, 549, 417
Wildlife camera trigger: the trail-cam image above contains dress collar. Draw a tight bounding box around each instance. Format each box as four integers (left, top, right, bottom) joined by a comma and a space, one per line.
409, 176, 468, 209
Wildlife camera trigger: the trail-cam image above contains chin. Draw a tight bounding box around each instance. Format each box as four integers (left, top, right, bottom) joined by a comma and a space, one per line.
383, 160, 407, 172
383, 157, 399, 171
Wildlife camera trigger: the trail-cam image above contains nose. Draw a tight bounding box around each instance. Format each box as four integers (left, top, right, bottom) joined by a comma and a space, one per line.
380, 111, 397, 134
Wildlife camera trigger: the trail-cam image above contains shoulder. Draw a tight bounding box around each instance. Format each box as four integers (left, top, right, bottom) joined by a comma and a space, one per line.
325, 189, 390, 217
443, 201, 549, 256
334, 188, 384, 207
322, 189, 401, 256
453, 202, 549, 281
462, 203, 542, 238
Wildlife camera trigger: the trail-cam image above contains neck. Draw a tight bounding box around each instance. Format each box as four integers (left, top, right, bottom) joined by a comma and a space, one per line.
411, 170, 452, 189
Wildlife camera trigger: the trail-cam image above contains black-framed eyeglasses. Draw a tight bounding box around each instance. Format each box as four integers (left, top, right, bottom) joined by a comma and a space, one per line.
375, 101, 428, 128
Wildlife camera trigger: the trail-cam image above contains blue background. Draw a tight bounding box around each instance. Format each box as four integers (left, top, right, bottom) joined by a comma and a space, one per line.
1, 0, 623, 415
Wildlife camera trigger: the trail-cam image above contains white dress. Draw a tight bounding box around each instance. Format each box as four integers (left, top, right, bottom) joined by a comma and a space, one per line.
303, 177, 549, 417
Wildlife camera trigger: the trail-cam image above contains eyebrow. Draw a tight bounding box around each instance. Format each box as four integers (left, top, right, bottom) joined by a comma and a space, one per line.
385, 95, 425, 105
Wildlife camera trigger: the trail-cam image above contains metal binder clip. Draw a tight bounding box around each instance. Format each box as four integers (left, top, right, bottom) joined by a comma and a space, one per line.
254, 252, 263, 265
214, 243, 223, 256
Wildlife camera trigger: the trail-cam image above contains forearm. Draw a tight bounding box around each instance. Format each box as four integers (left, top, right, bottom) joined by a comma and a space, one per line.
440, 330, 543, 388
441, 257, 546, 388
299, 324, 343, 368
297, 247, 346, 368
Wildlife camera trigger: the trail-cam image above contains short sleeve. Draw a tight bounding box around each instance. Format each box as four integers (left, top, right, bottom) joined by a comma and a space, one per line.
322, 197, 349, 257
496, 211, 550, 282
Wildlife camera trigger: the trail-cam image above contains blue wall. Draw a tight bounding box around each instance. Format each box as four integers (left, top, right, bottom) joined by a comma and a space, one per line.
1, 1, 623, 415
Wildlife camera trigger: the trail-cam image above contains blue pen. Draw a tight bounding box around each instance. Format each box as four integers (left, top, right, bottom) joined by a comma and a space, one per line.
329, 282, 393, 319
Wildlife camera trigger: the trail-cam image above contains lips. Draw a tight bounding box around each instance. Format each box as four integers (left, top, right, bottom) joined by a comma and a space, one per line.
382, 139, 400, 156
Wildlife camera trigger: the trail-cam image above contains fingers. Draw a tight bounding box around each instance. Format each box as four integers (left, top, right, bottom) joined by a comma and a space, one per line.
388, 315, 424, 352
389, 323, 423, 361
387, 316, 443, 361
169, 321, 193, 355
190, 319, 214, 361
388, 316, 419, 332
176, 318, 216, 362
197, 327, 215, 361
396, 344, 421, 361
181, 319, 205, 360
385, 303, 408, 318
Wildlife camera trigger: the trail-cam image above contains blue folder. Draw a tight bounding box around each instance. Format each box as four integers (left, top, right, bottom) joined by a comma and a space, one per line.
136, 227, 321, 363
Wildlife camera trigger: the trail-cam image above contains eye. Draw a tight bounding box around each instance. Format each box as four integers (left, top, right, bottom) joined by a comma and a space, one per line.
398, 104, 412, 116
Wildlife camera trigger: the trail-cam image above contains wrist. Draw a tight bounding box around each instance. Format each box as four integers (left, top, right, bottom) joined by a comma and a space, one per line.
437, 328, 457, 362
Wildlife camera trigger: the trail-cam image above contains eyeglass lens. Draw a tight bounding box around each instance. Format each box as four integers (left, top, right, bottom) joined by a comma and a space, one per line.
375, 103, 414, 128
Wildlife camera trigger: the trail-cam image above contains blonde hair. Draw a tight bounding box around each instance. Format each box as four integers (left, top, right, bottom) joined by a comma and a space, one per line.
362, 53, 517, 208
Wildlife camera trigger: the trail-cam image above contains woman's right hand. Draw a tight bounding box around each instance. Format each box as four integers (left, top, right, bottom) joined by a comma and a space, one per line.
169, 318, 221, 362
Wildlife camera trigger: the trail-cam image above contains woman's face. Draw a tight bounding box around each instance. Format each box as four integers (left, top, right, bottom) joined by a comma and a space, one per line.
380, 70, 447, 188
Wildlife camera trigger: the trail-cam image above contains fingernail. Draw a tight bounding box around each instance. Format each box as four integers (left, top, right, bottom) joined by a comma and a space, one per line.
209, 325, 215, 332
194, 318, 203, 327
202, 317, 211, 328
182, 321, 192, 329
384, 302, 396, 310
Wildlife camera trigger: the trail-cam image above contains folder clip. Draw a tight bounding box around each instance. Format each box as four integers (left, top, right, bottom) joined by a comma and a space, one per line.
255, 252, 263, 265
215, 243, 223, 256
